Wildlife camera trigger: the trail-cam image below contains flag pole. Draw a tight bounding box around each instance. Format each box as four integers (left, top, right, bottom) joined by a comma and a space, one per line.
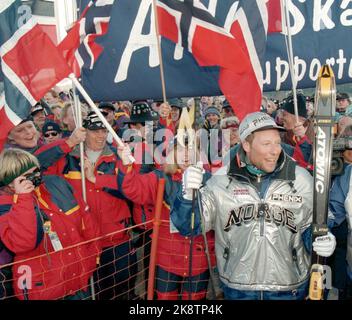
71, 81, 96, 300
69, 74, 135, 163
283, 0, 299, 123
72, 86, 87, 202
152, 0, 167, 103
147, 178, 165, 300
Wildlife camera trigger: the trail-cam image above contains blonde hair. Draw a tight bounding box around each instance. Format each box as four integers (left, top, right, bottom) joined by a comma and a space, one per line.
0, 148, 40, 186
60, 102, 74, 130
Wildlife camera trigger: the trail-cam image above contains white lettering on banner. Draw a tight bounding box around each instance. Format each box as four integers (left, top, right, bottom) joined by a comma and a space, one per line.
325, 57, 335, 66
294, 56, 306, 82
313, 0, 334, 31
263, 61, 271, 84
114, 0, 239, 84
349, 58, 352, 77
114, 0, 352, 88
341, 0, 352, 26
336, 49, 348, 78
265, 50, 352, 91
282, 0, 352, 35
115, 0, 185, 83
309, 58, 321, 81
274, 57, 289, 91
282, 0, 305, 36
115, 0, 158, 83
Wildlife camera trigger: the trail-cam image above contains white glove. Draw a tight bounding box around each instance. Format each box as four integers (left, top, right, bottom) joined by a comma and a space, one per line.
182, 162, 204, 200
312, 232, 336, 258
117, 144, 133, 166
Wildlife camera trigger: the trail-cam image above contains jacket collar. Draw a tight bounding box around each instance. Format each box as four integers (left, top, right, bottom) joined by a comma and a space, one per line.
228, 145, 296, 182
70, 143, 114, 159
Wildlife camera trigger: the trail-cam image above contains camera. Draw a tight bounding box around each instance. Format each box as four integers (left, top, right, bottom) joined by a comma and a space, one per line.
24, 169, 42, 187
331, 137, 352, 175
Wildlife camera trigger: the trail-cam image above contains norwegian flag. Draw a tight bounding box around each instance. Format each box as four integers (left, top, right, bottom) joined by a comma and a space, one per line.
0, 0, 72, 150
157, 0, 269, 120
58, 0, 115, 77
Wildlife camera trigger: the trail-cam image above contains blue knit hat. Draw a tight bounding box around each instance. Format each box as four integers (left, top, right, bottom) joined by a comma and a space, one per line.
204, 106, 221, 118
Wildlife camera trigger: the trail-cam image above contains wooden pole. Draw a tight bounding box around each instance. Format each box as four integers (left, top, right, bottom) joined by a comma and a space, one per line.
152, 0, 167, 103
147, 178, 165, 300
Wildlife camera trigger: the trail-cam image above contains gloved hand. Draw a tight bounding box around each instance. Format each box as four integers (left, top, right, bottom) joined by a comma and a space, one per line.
117, 143, 133, 166
312, 232, 336, 257
182, 162, 204, 200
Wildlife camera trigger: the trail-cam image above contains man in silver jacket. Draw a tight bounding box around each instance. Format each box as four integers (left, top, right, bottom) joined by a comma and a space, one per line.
172, 112, 336, 300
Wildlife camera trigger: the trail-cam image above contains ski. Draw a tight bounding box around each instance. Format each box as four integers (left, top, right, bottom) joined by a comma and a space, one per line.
308, 64, 336, 300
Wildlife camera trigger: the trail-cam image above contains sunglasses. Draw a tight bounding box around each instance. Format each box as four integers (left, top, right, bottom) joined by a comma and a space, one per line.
223, 107, 232, 113
44, 131, 59, 138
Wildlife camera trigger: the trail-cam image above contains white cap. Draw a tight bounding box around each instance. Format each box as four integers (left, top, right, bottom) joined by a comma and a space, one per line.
239, 112, 285, 141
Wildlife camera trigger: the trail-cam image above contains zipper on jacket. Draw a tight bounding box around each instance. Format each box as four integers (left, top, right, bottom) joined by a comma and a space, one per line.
223, 246, 230, 273
258, 201, 266, 236
257, 174, 262, 183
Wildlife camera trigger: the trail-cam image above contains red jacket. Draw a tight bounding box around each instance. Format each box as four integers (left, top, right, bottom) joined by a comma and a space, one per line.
128, 141, 157, 231
117, 165, 215, 277
0, 176, 100, 300
39, 144, 131, 249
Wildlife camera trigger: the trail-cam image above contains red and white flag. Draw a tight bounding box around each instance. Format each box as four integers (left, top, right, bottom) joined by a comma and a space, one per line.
0, 0, 72, 149
156, 0, 269, 120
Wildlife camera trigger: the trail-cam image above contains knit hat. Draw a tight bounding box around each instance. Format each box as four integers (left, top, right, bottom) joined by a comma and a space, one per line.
124, 101, 159, 124
204, 106, 221, 118
281, 93, 307, 118
221, 116, 239, 129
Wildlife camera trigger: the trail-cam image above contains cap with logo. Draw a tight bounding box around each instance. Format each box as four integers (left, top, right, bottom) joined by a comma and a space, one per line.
168, 98, 184, 109
222, 99, 231, 109
42, 121, 61, 134
31, 103, 45, 116
239, 112, 285, 141
98, 102, 116, 112
336, 92, 350, 101
83, 111, 107, 130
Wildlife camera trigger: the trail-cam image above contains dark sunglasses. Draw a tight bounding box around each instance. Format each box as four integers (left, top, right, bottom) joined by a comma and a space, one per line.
44, 131, 59, 138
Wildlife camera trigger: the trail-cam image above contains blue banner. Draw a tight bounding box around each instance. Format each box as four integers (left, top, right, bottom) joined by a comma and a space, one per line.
265, 0, 352, 91
78, 0, 352, 102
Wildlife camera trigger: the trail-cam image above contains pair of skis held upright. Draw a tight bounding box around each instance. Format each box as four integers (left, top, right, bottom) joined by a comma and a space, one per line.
309, 64, 336, 300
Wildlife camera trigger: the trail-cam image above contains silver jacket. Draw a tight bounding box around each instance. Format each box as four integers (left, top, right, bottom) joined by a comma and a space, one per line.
200, 149, 313, 291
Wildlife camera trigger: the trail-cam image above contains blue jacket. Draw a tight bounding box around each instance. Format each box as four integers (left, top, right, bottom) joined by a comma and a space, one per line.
329, 164, 352, 279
